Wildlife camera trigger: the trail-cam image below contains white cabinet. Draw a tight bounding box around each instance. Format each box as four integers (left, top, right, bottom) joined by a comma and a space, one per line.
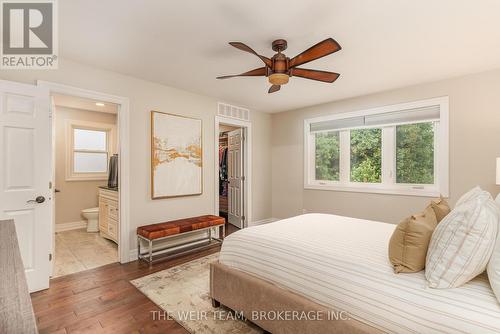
98, 188, 119, 244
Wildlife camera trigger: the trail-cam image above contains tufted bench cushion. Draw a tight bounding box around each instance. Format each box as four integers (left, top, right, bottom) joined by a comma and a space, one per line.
137, 215, 225, 240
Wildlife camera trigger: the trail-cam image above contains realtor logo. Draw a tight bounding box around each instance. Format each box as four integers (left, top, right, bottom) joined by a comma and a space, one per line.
1, 0, 58, 69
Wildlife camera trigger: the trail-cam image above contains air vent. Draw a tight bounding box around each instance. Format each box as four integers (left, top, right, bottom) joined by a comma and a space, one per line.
217, 102, 250, 121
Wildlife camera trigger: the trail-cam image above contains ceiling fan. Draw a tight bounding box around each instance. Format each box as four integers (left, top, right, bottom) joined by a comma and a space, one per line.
216, 38, 341, 93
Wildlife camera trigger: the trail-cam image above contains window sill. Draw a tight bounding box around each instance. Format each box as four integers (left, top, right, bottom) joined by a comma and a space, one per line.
66, 175, 108, 182
304, 184, 443, 198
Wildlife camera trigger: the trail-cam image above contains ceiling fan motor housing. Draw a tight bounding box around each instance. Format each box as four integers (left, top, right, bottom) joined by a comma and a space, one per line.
269, 51, 290, 85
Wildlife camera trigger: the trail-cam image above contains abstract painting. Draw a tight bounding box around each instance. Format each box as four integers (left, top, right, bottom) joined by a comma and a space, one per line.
151, 111, 202, 199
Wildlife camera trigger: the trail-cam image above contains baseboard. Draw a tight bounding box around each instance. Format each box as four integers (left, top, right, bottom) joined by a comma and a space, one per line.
248, 218, 278, 227
129, 249, 138, 262
55, 220, 87, 232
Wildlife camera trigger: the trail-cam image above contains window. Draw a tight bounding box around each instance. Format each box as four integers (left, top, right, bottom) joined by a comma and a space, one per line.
305, 97, 449, 197
66, 120, 115, 181
396, 123, 434, 184
350, 128, 381, 183
314, 131, 340, 181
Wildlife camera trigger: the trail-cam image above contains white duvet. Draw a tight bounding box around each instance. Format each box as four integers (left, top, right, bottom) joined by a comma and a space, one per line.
219, 214, 500, 334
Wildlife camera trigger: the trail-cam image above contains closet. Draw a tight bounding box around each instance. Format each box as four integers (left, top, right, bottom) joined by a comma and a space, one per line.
219, 124, 245, 228
219, 132, 229, 220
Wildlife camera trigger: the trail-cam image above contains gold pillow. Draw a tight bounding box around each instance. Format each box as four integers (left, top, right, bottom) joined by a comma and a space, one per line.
430, 196, 451, 222
388, 205, 438, 273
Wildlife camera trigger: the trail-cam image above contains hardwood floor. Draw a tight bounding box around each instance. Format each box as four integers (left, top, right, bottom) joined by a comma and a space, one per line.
31, 223, 239, 334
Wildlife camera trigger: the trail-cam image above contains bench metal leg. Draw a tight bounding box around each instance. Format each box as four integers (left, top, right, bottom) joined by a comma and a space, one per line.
219, 224, 225, 239
137, 236, 140, 260
149, 239, 153, 263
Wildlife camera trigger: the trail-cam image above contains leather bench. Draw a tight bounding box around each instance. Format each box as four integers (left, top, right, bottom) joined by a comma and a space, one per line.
137, 215, 225, 264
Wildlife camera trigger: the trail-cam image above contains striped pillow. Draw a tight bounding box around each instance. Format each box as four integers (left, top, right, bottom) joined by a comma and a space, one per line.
487, 194, 500, 303
455, 186, 483, 207
425, 189, 499, 288
488, 229, 500, 303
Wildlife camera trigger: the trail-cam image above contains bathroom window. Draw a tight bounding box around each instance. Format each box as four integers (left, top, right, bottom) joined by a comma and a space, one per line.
66, 120, 116, 181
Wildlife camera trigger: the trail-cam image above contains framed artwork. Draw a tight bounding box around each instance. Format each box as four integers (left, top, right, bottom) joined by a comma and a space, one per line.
151, 111, 202, 199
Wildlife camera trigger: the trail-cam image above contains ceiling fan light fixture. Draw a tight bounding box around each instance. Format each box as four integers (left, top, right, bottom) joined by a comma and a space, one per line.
268, 73, 289, 85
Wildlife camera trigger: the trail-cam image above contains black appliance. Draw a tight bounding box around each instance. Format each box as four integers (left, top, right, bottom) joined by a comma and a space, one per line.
108, 154, 118, 188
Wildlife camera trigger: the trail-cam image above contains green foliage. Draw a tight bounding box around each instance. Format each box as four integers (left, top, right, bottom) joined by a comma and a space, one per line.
315, 132, 340, 181
396, 123, 434, 184
350, 128, 381, 183
314, 123, 434, 185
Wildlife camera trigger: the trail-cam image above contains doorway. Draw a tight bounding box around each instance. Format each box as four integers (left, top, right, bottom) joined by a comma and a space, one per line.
0, 79, 130, 292
51, 94, 119, 277
39, 82, 131, 282
214, 116, 252, 230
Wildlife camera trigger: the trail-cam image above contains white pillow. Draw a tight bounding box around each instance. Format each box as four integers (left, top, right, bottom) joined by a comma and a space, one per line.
455, 185, 483, 207
425, 189, 499, 288
487, 194, 500, 303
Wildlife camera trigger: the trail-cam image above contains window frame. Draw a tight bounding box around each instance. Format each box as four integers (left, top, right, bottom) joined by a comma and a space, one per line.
304, 97, 449, 197
65, 119, 116, 181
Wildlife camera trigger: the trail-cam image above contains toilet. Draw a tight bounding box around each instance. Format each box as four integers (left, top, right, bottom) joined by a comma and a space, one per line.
82, 207, 99, 232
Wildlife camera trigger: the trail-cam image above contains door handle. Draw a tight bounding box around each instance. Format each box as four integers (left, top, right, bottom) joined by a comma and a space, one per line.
27, 196, 46, 204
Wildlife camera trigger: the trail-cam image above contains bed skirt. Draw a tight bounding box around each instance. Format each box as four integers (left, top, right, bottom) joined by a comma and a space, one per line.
210, 262, 382, 334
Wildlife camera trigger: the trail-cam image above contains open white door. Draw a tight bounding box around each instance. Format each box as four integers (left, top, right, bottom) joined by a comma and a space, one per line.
0, 80, 52, 292
227, 128, 244, 228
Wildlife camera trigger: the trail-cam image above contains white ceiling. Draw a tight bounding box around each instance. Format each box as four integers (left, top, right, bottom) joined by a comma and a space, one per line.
60, 0, 500, 113
53, 94, 118, 114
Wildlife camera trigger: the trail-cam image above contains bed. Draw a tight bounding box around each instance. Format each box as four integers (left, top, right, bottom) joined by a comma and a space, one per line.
210, 213, 500, 334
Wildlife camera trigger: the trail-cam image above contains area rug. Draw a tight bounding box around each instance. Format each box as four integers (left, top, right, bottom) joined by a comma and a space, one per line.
131, 253, 262, 334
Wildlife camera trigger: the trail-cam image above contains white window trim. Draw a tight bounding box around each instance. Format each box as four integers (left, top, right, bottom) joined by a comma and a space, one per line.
65, 119, 116, 181
304, 96, 449, 197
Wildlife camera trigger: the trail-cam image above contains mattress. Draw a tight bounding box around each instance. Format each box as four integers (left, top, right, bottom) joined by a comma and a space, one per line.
219, 213, 500, 334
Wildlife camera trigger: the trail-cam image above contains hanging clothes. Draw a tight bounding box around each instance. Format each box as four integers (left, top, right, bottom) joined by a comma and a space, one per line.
220, 147, 228, 180
219, 136, 229, 196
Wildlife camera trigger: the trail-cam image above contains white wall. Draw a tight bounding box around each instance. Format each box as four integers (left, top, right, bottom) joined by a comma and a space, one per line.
0, 58, 272, 252
272, 69, 500, 224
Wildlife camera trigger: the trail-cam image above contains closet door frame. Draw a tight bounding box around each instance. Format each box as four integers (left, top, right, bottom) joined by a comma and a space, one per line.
214, 116, 252, 229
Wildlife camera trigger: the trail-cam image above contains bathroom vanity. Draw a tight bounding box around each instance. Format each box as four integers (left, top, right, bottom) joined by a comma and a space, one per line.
98, 187, 119, 244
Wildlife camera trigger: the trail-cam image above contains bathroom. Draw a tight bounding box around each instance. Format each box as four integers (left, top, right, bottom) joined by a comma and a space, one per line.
52, 94, 120, 277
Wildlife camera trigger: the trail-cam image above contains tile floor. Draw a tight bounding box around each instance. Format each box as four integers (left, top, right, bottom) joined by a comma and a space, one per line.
53, 228, 118, 278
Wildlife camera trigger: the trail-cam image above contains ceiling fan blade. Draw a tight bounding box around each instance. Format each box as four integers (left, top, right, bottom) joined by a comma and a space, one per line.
268, 85, 280, 93
291, 68, 340, 83
289, 38, 341, 68
229, 42, 273, 68
216, 67, 267, 79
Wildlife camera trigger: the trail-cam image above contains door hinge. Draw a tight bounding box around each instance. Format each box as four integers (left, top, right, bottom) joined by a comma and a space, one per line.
49, 181, 52, 189
241, 176, 246, 181
49, 253, 52, 261
241, 216, 245, 221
